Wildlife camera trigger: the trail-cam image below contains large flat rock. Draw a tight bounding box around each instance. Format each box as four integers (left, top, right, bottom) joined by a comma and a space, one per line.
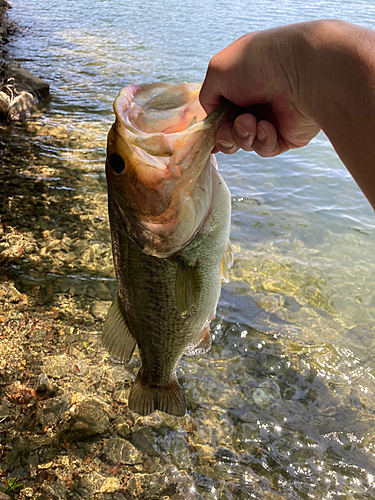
7, 62, 50, 100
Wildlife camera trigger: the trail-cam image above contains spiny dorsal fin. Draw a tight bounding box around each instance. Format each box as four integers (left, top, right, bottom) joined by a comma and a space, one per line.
175, 258, 201, 316
102, 295, 136, 363
220, 240, 234, 283
128, 373, 186, 416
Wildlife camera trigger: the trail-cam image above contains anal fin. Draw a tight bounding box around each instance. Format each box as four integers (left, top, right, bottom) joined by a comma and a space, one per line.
128, 373, 186, 417
220, 240, 234, 283
102, 295, 136, 363
183, 324, 212, 356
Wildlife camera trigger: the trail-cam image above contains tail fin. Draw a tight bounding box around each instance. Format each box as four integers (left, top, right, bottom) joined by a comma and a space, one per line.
128, 373, 186, 417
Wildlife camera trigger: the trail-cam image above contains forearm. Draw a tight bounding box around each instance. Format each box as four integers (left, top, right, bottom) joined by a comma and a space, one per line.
297, 20, 375, 209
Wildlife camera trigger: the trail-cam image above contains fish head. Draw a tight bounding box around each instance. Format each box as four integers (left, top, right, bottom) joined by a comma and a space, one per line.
106, 82, 234, 258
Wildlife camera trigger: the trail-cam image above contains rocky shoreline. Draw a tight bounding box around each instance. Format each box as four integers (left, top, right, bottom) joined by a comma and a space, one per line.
0, 0, 49, 121
0, 4, 241, 499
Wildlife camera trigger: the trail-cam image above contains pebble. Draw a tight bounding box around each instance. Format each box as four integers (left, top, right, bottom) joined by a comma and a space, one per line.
64, 398, 111, 441
36, 392, 71, 428
102, 437, 141, 465
90, 300, 111, 320
43, 355, 72, 379
99, 477, 121, 493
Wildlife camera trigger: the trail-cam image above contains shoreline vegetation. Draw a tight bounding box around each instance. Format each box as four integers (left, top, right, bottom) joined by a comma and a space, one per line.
0, 0, 49, 121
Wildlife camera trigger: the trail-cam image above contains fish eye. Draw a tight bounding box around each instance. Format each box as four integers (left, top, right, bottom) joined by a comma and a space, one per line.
109, 153, 126, 174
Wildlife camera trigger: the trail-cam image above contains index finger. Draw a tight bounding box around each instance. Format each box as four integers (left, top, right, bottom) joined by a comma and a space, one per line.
199, 63, 223, 116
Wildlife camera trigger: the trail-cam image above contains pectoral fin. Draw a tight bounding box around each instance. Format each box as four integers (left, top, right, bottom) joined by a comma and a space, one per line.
175, 258, 201, 316
102, 295, 136, 363
220, 240, 234, 283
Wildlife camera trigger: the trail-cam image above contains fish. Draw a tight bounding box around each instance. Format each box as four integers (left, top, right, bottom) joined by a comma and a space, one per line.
103, 82, 234, 416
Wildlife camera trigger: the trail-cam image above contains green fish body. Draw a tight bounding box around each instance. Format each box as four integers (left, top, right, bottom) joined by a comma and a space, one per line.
104, 82, 233, 416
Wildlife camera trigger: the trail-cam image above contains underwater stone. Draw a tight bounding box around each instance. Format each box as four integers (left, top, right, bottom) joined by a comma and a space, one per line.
90, 300, 111, 320
36, 392, 71, 428
74, 359, 89, 377
215, 446, 237, 464
3, 437, 29, 466
131, 426, 159, 452
102, 437, 141, 465
114, 416, 131, 438
99, 477, 121, 493
65, 398, 111, 441
43, 355, 72, 379
252, 378, 281, 409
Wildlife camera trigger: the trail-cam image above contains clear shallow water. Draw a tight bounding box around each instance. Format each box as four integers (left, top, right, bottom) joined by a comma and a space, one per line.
3, 0, 375, 498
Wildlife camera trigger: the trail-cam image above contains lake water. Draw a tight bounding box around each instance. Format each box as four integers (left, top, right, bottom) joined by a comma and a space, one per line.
3, 0, 375, 498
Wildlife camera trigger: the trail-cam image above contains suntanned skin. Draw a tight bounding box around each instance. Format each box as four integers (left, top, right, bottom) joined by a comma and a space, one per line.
199, 20, 375, 209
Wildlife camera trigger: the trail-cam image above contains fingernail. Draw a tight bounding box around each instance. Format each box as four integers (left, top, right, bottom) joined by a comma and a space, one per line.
217, 139, 235, 150
257, 126, 266, 142
234, 123, 250, 139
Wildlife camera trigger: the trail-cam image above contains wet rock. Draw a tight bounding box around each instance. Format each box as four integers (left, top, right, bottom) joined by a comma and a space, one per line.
158, 435, 192, 469
113, 386, 129, 404
99, 477, 121, 493
74, 359, 89, 377
94, 282, 112, 301
96, 494, 126, 500
26, 453, 40, 467
131, 426, 159, 453
90, 300, 110, 320
34, 372, 57, 397
0, 90, 10, 114
41, 478, 69, 500
43, 355, 72, 379
3, 436, 29, 466
215, 446, 237, 464
252, 378, 281, 409
0, 401, 10, 419
8, 91, 34, 120
107, 364, 133, 384
114, 416, 131, 438
7, 62, 50, 100
193, 466, 217, 492
102, 437, 141, 465
64, 398, 111, 441
36, 392, 71, 428
74, 472, 105, 498
6, 283, 23, 302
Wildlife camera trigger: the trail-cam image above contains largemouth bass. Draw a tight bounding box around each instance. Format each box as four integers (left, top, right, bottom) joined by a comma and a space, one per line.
103, 82, 234, 416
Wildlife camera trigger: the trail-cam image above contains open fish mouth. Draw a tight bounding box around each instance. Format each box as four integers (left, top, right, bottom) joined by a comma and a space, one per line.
106, 82, 235, 258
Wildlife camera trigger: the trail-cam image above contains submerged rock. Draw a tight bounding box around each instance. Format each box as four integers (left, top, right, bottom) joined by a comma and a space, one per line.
102, 437, 141, 465
64, 398, 111, 441
36, 392, 71, 428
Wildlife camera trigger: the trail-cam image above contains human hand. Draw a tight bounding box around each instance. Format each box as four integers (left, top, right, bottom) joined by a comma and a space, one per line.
199, 24, 321, 156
